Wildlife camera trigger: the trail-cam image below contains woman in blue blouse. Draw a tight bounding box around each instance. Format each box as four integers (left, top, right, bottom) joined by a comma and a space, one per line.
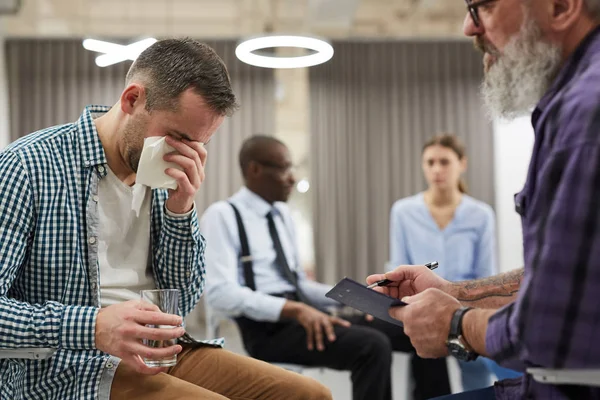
388, 134, 520, 391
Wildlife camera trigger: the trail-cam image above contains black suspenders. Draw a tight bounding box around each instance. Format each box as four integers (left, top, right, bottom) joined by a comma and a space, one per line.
228, 202, 256, 290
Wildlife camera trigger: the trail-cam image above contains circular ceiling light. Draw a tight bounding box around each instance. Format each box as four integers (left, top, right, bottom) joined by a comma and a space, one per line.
235, 35, 334, 69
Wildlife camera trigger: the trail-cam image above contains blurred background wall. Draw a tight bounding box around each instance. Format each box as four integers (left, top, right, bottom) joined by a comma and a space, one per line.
309, 40, 494, 283
0, 0, 534, 283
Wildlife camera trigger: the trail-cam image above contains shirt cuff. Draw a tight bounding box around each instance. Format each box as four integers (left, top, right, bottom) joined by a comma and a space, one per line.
486, 308, 508, 355
485, 303, 524, 371
165, 202, 196, 218
245, 294, 287, 322
163, 204, 200, 242
266, 296, 287, 322
59, 305, 99, 350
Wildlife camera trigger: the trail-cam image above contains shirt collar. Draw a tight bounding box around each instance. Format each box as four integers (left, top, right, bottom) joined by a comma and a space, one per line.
237, 186, 280, 218
77, 105, 110, 168
535, 25, 600, 116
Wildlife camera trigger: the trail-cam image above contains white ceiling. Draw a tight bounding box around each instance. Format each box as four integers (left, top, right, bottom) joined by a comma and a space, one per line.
1, 0, 470, 39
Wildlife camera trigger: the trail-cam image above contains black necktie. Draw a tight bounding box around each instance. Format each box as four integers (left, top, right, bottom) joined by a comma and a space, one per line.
266, 211, 311, 305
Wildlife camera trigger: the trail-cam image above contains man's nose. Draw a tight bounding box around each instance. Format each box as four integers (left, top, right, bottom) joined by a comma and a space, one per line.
463, 12, 485, 37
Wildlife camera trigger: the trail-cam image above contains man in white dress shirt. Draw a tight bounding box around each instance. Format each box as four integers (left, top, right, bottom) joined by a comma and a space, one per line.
200, 135, 452, 400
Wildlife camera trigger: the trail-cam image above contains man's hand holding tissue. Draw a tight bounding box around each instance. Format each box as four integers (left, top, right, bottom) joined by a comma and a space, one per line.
162, 135, 207, 214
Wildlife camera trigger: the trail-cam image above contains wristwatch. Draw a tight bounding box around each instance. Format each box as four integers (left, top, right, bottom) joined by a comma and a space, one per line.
447, 307, 479, 361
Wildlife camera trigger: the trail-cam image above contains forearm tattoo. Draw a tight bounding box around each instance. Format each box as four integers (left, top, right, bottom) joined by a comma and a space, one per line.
454, 269, 524, 303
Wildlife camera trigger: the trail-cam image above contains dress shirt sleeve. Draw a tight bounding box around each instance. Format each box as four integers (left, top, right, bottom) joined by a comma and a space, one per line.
389, 202, 411, 271
472, 206, 497, 279
0, 152, 98, 351
200, 203, 286, 322
297, 280, 339, 310
486, 140, 600, 371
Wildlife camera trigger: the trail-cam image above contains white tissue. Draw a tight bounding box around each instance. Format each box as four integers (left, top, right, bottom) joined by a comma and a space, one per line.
136, 137, 181, 190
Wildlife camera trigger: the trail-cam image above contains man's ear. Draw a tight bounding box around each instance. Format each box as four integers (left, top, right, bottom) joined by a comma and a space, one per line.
246, 161, 261, 179
120, 83, 146, 115
546, 0, 585, 32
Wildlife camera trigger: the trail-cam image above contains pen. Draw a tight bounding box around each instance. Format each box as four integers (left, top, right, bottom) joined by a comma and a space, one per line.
366, 261, 439, 289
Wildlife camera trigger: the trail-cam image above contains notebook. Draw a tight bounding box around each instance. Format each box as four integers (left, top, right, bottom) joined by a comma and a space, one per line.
325, 277, 407, 326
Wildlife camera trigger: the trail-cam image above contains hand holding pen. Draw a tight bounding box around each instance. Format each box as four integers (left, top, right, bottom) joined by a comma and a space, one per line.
367, 261, 439, 289
365, 262, 451, 300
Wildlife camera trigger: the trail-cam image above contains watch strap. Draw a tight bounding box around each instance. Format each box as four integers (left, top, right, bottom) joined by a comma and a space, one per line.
450, 306, 473, 338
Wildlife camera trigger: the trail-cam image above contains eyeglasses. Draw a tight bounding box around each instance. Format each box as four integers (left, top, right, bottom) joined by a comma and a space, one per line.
255, 160, 296, 175
465, 0, 497, 28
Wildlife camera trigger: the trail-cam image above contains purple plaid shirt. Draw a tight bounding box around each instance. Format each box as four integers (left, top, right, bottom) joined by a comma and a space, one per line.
486, 26, 600, 399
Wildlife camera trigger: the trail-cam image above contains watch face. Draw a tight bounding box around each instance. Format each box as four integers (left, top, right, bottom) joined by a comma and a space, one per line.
447, 339, 469, 361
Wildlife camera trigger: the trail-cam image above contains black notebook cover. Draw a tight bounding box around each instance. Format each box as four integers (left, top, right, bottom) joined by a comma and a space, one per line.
325, 278, 407, 327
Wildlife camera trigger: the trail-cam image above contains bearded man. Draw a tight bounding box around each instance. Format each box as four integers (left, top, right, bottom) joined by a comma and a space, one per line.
367, 1, 600, 399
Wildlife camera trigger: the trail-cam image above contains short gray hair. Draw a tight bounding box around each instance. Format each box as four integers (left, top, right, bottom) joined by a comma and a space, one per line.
126, 38, 238, 117
585, 0, 600, 18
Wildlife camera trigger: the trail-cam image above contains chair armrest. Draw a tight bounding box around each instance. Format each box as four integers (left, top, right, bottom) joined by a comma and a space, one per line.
527, 368, 600, 387
0, 348, 57, 360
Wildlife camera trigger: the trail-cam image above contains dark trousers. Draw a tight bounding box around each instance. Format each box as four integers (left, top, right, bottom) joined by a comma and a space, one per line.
235, 315, 451, 400
432, 387, 495, 400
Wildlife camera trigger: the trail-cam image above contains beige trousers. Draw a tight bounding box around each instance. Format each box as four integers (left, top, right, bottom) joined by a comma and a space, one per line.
110, 346, 332, 400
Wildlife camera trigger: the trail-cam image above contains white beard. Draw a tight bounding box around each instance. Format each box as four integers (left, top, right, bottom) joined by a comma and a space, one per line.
481, 17, 562, 120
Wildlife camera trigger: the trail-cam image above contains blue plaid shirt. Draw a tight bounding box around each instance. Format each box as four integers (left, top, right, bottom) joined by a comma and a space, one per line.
0, 105, 223, 400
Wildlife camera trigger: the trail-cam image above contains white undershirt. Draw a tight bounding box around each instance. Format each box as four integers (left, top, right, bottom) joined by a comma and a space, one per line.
98, 167, 156, 307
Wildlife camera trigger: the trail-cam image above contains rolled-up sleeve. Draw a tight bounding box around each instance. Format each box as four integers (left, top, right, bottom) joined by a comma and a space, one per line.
486, 140, 600, 371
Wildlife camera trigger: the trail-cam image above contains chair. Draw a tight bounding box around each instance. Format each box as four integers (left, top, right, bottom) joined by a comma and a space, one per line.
527, 368, 600, 386
204, 300, 305, 373
0, 348, 56, 360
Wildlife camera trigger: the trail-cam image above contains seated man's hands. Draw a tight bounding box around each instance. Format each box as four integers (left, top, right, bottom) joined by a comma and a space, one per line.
366, 264, 453, 299
290, 303, 351, 352
95, 300, 185, 375
389, 288, 461, 358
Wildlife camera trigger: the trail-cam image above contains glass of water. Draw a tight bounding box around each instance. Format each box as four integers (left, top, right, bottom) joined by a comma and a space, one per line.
140, 289, 180, 367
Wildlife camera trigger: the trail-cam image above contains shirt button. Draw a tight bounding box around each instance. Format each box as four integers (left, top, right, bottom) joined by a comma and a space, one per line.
92, 195, 99, 202
97, 166, 105, 173
186, 271, 191, 278
91, 282, 97, 290
88, 237, 97, 245
106, 362, 113, 369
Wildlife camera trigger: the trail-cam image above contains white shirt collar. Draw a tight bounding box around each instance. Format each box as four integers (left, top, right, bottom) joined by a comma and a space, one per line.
237, 186, 281, 218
